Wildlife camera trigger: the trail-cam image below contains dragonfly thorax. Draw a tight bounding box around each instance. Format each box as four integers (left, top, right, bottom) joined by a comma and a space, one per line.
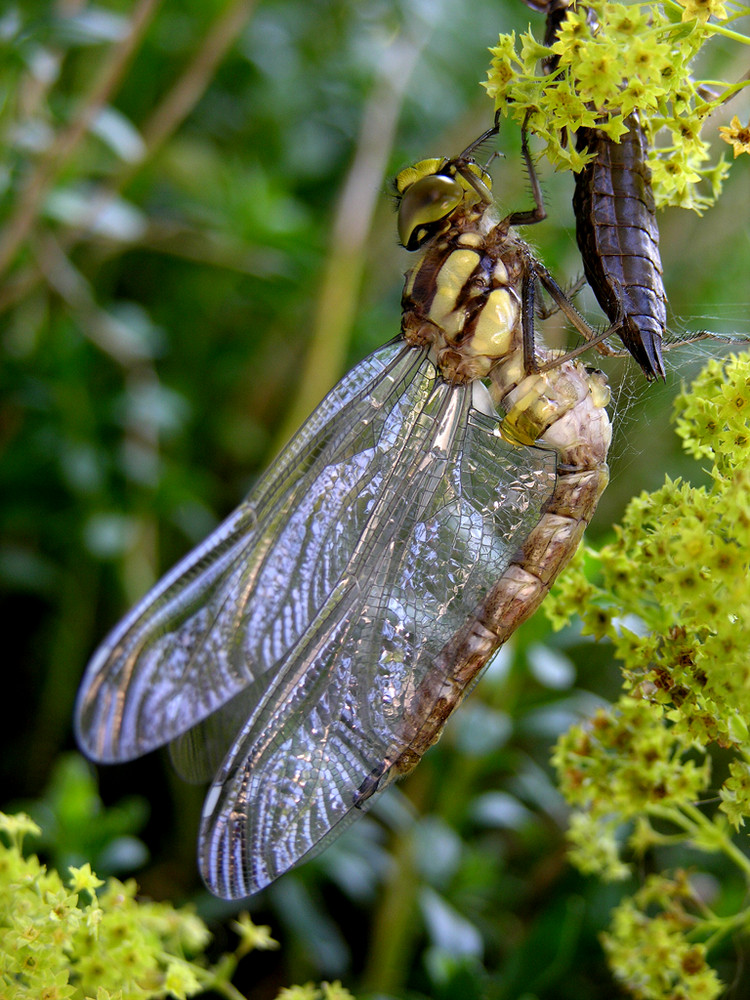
401, 214, 530, 383
394, 141, 548, 384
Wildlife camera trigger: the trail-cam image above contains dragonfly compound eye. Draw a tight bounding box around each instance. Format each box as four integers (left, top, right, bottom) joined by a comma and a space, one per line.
397, 173, 464, 250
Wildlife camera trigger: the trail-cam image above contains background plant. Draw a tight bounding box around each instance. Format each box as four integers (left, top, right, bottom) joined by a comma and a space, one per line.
0, 809, 348, 1000
485, 0, 750, 208
547, 353, 750, 1000
1, 1, 749, 998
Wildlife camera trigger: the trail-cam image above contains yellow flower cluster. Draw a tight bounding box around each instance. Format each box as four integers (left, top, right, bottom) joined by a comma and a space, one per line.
548, 352, 750, 999
483, 0, 750, 210
0, 811, 332, 1000
553, 354, 750, 751
603, 874, 723, 1000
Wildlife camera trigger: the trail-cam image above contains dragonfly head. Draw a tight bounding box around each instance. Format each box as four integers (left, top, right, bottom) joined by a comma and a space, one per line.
395, 156, 493, 251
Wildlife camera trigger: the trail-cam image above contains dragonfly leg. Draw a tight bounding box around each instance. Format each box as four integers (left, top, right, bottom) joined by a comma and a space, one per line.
521, 270, 540, 374
535, 273, 587, 319
507, 113, 547, 227
454, 112, 502, 206
456, 108, 502, 162
536, 267, 600, 340
352, 761, 388, 807
531, 268, 632, 370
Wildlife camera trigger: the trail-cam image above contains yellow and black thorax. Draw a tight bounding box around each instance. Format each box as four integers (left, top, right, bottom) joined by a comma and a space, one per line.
395, 148, 534, 383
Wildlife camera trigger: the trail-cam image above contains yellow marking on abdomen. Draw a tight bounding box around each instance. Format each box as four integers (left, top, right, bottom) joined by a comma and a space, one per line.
502, 371, 577, 447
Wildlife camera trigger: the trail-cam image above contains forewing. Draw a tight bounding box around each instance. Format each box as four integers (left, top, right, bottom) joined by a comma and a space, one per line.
75, 340, 428, 762
198, 375, 558, 897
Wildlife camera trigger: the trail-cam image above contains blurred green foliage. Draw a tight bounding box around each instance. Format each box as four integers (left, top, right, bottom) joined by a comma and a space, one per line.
18, 752, 150, 879
1, 1, 748, 998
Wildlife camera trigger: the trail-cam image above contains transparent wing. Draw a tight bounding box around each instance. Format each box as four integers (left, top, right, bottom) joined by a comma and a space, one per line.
196, 366, 558, 897
76, 335, 558, 899
75, 340, 428, 761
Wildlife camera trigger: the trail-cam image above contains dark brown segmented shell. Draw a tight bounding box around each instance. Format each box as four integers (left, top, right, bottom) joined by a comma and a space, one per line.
573, 115, 667, 380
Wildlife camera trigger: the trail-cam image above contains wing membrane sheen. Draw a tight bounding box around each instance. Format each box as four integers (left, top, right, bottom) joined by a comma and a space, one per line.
75, 340, 425, 760
198, 360, 557, 896
77, 338, 557, 898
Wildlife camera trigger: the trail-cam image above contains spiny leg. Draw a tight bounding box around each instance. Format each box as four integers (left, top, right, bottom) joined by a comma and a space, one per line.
535, 273, 587, 320
508, 113, 547, 227
521, 269, 539, 374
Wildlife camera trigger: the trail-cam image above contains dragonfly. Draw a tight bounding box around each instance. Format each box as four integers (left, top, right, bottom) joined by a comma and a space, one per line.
521, 0, 668, 381
75, 120, 612, 899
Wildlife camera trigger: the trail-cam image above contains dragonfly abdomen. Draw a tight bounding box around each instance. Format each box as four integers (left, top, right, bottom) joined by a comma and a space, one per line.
387, 467, 606, 777
387, 355, 611, 775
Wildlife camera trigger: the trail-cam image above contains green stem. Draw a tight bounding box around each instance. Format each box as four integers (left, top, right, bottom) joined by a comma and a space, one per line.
709, 77, 750, 106
701, 20, 750, 44
194, 953, 246, 1000
661, 0, 750, 45
699, 905, 750, 951
681, 801, 750, 877
649, 802, 750, 879
360, 812, 420, 994
209, 981, 246, 1000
